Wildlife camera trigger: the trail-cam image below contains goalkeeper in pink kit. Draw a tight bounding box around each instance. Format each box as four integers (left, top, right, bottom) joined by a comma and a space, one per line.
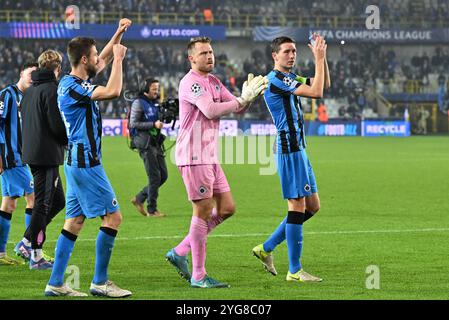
166, 36, 267, 288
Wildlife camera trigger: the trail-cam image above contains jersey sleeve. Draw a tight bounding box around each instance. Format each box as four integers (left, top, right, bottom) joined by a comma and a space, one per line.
0, 90, 11, 120
180, 78, 211, 106
269, 74, 302, 96
67, 80, 98, 105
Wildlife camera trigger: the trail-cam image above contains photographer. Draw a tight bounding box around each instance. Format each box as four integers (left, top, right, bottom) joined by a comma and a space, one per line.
129, 78, 167, 218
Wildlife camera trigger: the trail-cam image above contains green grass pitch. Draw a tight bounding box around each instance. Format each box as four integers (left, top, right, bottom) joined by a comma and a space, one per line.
1, 136, 448, 299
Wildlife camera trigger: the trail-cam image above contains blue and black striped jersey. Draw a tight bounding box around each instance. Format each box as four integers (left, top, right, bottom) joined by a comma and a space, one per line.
0, 84, 24, 168
57, 75, 102, 168
263, 70, 309, 154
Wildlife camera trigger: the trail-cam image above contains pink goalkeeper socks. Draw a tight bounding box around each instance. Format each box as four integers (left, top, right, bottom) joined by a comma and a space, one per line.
174, 234, 191, 257
207, 208, 224, 231
189, 216, 208, 281
174, 208, 223, 256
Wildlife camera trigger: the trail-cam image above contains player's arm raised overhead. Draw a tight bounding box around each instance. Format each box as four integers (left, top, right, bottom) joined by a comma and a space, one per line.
307, 33, 331, 90
91, 44, 127, 101
293, 36, 327, 99
308, 58, 331, 90
96, 18, 132, 75
323, 56, 331, 89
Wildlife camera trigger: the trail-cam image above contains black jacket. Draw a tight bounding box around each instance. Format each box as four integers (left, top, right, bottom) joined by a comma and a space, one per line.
21, 69, 68, 166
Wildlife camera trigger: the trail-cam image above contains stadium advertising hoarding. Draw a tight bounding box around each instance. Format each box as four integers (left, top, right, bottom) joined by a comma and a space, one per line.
307, 121, 361, 136
103, 119, 408, 137
103, 119, 238, 137
244, 121, 361, 136
245, 120, 408, 137
362, 121, 411, 137
253, 27, 449, 43
0, 22, 226, 40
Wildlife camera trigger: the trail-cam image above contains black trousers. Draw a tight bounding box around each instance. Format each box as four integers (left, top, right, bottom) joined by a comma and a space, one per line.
135, 145, 168, 213
24, 166, 65, 249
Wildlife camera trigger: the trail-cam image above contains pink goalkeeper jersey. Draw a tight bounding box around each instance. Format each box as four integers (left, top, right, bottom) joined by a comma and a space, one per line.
176, 69, 241, 166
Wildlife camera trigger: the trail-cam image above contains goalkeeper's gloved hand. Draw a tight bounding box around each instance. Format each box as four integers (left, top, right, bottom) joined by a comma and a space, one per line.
237, 73, 269, 107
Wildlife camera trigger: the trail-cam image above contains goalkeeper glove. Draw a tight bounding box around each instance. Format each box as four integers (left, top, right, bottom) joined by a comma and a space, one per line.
237, 73, 268, 107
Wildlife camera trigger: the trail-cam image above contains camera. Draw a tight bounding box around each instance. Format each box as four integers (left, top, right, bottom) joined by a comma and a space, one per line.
157, 98, 179, 123
156, 98, 179, 129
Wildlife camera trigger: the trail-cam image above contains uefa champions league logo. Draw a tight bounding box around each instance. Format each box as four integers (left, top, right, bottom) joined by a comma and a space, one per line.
191, 83, 202, 97
0, 101, 4, 111
283, 77, 293, 87
81, 81, 93, 91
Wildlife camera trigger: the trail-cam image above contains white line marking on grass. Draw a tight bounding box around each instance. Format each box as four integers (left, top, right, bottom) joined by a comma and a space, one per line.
14, 227, 449, 244
306, 228, 449, 235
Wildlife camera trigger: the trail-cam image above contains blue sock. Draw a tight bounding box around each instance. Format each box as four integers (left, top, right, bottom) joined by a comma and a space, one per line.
0, 211, 12, 253
48, 230, 77, 287
93, 227, 117, 285
285, 211, 304, 274
263, 217, 287, 252
25, 208, 33, 229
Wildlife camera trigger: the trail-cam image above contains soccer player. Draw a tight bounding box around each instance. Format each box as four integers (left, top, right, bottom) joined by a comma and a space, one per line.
165, 36, 268, 288
252, 35, 331, 282
44, 19, 133, 297
0, 62, 38, 266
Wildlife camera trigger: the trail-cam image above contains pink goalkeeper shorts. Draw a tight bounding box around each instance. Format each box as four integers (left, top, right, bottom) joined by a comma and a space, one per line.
178, 164, 231, 201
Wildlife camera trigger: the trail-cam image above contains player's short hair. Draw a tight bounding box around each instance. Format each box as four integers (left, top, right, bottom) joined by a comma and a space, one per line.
271, 36, 296, 53
38, 50, 63, 71
20, 61, 38, 71
67, 37, 96, 67
187, 36, 211, 55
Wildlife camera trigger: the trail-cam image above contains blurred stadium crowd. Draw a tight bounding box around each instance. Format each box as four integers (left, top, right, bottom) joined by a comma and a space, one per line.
1, 0, 448, 121
3, 0, 449, 22
1, 39, 448, 120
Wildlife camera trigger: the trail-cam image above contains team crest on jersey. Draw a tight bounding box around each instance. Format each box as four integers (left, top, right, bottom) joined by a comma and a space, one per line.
304, 184, 311, 192
215, 85, 220, 92
81, 81, 93, 91
199, 186, 207, 195
112, 198, 118, 206
191, 83, 202, 96
30, 181, 34, 188
283, 77, 293, 87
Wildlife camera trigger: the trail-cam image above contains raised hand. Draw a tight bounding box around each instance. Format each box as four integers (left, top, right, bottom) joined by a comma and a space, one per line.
118, 18, 132, 33
238, 73, 269, 106
113, 44, 128, 61
308, 35, 327, 61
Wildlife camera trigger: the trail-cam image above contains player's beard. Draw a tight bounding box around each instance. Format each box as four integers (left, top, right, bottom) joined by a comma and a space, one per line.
199, 66, 213, 74
86, 64, 97, 79
198, 60, 214, 74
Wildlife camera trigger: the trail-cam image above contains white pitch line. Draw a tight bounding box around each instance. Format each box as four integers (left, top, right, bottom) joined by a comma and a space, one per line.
11, 227, 449, 244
